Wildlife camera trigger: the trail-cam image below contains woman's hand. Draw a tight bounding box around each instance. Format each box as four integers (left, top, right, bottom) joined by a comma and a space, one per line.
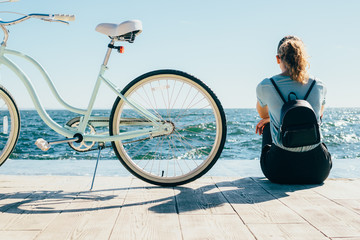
255, 117, 270, 135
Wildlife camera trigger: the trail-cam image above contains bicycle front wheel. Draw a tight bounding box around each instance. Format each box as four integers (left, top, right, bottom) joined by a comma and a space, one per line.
0, 86, 20, 166
110, 69, 226, 186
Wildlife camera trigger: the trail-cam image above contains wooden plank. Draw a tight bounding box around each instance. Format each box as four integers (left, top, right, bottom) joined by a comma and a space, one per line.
331, 238, 360, 240
0, 175, 57, 189
35, 192, 113, 240
64, 192, 126, 240
111, 214, 182, 240
175, 177, 236, 215
109, 177, 182, 240
122, 190, 178, 215
0, 176, 87, 230
35, 177, 132, 240
247, 223, 328, 240
251, 177, 316, 195
180, 214, 255, 240
312, 179, 360, 216
0, 176, 61, 203
255, 179, 360, 238
0, 230, 39, 240
312, 179, 360, 200
124, 178, 176, 201
332, 199, 360, 215
215, 177, 305, 224
65, 177, 132, 240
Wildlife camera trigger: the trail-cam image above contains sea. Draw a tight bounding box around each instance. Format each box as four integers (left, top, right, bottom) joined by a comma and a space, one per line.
2, 108, 360, 177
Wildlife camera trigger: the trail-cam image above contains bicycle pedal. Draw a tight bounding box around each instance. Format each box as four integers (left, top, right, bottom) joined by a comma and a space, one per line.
35, 135, 82, 151
35, 138, 51, 151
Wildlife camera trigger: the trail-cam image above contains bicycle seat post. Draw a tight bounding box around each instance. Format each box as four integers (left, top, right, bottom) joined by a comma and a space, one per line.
103, 39, 115, 66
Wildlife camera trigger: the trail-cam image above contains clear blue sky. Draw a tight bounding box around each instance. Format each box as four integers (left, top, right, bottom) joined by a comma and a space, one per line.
1, 0, 359, 109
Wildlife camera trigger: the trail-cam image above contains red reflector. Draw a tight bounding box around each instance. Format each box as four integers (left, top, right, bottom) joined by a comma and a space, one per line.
119, 46, 124, 53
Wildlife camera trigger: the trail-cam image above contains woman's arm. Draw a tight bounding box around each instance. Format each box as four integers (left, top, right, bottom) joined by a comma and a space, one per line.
256, 101, 269, 119
320, 104, 325, 118
256, 101, 270, 135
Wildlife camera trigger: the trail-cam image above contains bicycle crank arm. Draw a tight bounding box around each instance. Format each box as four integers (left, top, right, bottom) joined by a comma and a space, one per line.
35, 134, 82, 151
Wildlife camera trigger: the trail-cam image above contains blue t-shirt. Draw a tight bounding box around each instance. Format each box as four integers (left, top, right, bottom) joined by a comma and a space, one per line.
256, 74, 327, 152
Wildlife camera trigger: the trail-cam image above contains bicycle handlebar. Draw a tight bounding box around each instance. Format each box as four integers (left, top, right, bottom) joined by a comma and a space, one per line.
0, 12, 75, 46
0, 13, 75, 26
52, 14, 75, 22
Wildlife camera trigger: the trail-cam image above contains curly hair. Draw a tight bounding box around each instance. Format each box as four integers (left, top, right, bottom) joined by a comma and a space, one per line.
277, 36, 309, 84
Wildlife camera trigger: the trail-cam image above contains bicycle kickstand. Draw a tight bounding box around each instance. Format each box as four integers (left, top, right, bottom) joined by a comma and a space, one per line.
90, 142, 105, 191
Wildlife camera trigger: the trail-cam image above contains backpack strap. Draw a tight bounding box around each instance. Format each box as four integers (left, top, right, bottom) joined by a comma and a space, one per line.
304, 79, 316, 100
270, 78, 286, 103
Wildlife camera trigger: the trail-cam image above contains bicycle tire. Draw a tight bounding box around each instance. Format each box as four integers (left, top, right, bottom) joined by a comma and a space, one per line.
110, 69, 226, 186
0, 85, 20, 166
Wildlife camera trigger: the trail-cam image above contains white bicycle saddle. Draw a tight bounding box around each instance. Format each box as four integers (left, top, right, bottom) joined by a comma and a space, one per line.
95, 20, 142, 39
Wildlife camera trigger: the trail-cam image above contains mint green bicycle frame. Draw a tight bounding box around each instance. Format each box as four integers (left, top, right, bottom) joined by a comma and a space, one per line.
0, 41, 166, 143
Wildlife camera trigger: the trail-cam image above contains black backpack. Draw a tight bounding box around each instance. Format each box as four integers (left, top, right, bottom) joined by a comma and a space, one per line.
270, 78, 320, 148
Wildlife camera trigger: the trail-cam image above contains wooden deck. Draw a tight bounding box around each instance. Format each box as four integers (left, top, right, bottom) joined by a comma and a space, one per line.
0, 175, 359, 240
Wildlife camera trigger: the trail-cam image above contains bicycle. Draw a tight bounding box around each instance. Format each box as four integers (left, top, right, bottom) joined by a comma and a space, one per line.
0, 10, 227, 187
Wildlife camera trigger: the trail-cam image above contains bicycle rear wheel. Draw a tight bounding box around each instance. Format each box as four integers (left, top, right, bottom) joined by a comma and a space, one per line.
0, 86, 20, 166
110, 69, 226, 186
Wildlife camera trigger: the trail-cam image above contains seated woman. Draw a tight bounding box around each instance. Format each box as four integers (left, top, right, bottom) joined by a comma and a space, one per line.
255, 36, 332, 184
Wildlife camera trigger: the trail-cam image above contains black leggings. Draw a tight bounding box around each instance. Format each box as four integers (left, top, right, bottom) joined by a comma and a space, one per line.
260, 123, 332, 184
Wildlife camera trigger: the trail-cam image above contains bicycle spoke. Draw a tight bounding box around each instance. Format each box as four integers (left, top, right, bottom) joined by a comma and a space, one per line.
130, 139, 152, 162
158, 80, 167, 111
170, 82, 185, 110
173, 108, 214, 125
170, 138, 184, 177
141, 86, 158, 112
169, 135, 193, 171
177, 126, 217, 138
173, 129, 212, 157
166, 79, 171, 118
140, 136, 162, 172
175, 134, 214, 150
171, 130, 208, 163
149, 82, 158, 110
133, 92, 164, 122
173, 102, 211, 123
